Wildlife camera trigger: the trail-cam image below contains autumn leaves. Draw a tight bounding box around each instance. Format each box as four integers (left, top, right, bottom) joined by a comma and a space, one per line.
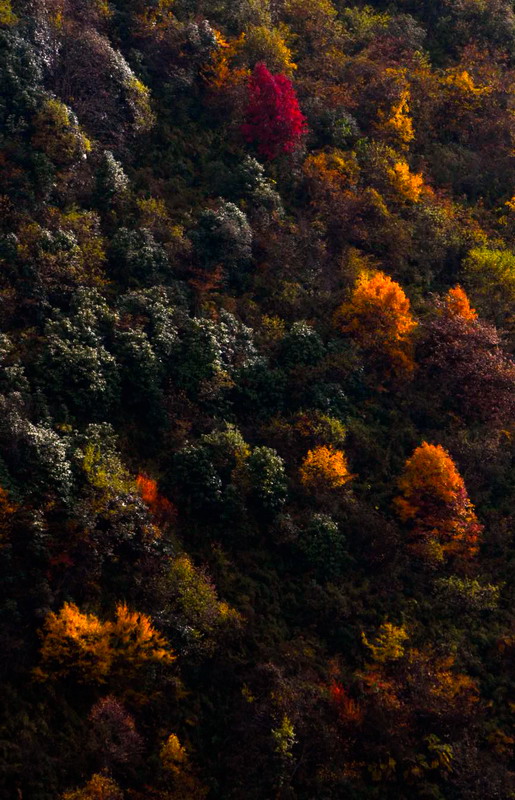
332, 273, 483, 564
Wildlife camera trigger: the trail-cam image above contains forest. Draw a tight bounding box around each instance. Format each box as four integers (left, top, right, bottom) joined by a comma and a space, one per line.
0, 0, 514, 797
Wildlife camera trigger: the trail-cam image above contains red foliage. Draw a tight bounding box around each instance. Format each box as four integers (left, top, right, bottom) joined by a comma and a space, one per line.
241, 62, 307, 159
329, 682, 363, 724
136, 474, 176, 527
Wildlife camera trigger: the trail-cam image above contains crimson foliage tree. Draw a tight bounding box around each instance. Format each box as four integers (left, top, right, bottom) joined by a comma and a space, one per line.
241, 62, 307, 159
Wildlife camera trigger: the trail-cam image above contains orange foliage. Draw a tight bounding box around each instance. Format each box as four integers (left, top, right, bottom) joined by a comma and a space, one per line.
442, 285, 478, 321
0, 486, 16, 545
61, 773, 123, 800
203, 32, 248, 90
394, 442, 482, 562
35, 602, 112, 684
427, 656, 480, 707
110, 603, 176, 674
299, 445, 353, 491
335, 271, 417, 374
136, 474, 176, 527
36, 601, 175, 685
303, 149, 360, 196
388, 161, 424, 202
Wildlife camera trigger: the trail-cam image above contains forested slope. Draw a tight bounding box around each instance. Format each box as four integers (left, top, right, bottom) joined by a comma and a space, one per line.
0, 1, 514, 798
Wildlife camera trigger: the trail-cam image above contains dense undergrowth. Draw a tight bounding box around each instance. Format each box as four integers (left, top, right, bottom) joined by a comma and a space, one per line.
0, 0, 514, 797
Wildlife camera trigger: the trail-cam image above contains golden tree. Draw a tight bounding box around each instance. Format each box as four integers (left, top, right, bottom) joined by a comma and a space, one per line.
35, 602, 175, 685
394, 442, 482, 563
299, 445, 353, 492
335, 270, 417, 375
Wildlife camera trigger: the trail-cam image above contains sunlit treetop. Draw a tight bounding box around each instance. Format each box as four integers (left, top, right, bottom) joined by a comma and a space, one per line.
442, 286, 478, 321
241, 62, 307, 159
335, 270, 417, 375
395, 442, 481, 562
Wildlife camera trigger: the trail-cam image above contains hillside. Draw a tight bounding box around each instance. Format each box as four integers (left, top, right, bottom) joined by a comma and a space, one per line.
0, 1, 514, 798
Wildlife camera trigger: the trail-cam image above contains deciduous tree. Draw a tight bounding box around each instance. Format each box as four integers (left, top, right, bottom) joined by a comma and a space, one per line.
241, 62, 307, 159
394, 442, 482, 563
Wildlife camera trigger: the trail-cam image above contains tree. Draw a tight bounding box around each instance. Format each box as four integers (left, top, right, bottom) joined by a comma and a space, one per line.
462, 246, 515, 329
241, 62, 307, 159
35, 601, 175, 685
61, 773, 123, 800
89, 696, 143, 770
35, 602, 112, 684
419, 287, 515, 426
334, 270, 417, 375
32, 97, 91, 167
299, 445, 353, 492
394, 442, 482, 563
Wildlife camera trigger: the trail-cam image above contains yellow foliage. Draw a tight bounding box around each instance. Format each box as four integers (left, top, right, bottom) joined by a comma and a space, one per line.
240, 25, 297, 74
168, 554, 241, 635
32, 99, 91, 166
61, 773, 123, 800
159, 732, 209, 798
135, 0, 175, 35
161, 733, 188, 772
389, 161, 424, 202
362, 622, 409, 663
299, 445, 353, 491
261, 315, 287, 343
377, 70, 415, 146
443, 286, 477, 321
126, 76, 155, 133
443, 69, 492, 95
0, 0, 17, 25
82, 443, 135, 496
386, 88, 414, 144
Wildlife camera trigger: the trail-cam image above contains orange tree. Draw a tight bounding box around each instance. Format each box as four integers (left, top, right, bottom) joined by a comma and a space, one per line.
334, 270, 417, 376
394, 442, 482, 564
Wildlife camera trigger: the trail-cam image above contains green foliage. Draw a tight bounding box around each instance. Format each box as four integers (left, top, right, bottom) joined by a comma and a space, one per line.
239, 445, 288, 515
38, 290, 120, 417
95, 151, 130, 209
462, 246, 515, 325
1, 1, 515, 799
297, 512, 349, 579
190, 200, 252, 283
279, 321, 325, 367
109, 227, 170, 287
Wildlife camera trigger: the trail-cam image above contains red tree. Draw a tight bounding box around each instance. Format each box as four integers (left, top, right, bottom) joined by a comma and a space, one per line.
241, 62, 307, 159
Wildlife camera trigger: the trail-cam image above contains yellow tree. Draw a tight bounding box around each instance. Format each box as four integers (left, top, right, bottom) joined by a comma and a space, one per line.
299, 445, 353, 492
394, 442, 482, 563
